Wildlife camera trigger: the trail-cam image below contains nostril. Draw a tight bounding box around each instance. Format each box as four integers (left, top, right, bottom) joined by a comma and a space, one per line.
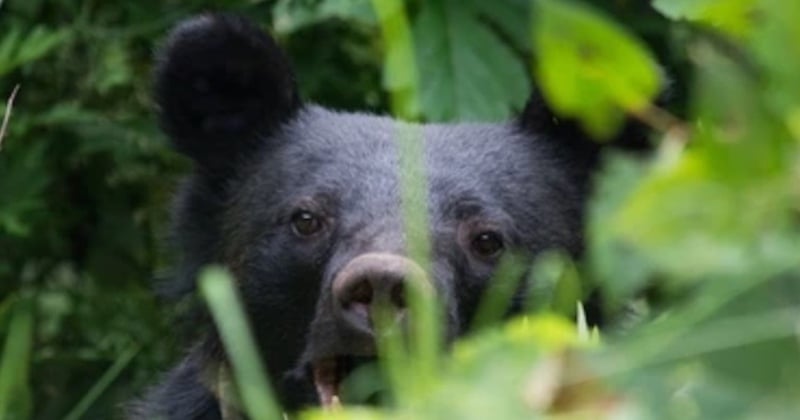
346, 279, 373, 306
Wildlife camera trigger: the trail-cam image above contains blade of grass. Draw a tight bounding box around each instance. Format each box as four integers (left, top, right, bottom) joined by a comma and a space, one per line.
0, 297, 33, 419
576, 301, 590, 342
0, 84, 20, 151
62, 345, 140, 420
198, 266, 282, 420
371, 0, 442, 404
398, 124, 442, 388
370, 0, 419, 120
471, 253, 528, 331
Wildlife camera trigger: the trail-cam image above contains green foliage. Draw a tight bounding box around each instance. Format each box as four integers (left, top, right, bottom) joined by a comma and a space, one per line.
532, 0, 662, 139
652, 0, 758, 38
278, 0, 531, 121
413, 0, 528, 121
2, 0, 799, 419
0, 298, 33, 419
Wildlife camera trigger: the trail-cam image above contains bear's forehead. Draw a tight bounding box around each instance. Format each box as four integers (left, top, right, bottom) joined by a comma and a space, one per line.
262, 105, 546, 191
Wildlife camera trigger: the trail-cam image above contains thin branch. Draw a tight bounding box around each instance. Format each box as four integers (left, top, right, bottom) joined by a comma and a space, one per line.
630, 103, 691, 154
0, 84, 21, 152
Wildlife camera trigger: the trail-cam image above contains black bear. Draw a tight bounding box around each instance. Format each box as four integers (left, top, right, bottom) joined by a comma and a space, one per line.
131, 14, 649, 419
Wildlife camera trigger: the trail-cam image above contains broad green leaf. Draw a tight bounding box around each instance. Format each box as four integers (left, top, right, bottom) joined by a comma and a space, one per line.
273, 0, 375, 35
532, 0, 661, 139
414, 0, 528, 121
468, 0, 531, 51
652, 0, 759, 38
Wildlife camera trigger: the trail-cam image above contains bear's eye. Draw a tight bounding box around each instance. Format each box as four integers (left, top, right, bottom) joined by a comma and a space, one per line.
470, 231, 504, 259
291, 210, 323, 237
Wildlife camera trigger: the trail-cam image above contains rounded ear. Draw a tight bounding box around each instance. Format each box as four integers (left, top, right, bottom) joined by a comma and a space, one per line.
516, 89, 657, 164
155, 14, 300, 171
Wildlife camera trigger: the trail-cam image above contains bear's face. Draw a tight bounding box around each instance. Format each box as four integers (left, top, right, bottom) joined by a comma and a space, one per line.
151, 14, 638, 412
221, 108, 584, 405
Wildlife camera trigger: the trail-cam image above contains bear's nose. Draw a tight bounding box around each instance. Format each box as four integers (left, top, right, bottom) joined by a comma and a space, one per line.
332, 253, 430, 334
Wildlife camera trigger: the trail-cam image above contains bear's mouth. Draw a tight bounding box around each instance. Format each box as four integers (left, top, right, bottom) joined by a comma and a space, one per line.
310, 355, 377, 408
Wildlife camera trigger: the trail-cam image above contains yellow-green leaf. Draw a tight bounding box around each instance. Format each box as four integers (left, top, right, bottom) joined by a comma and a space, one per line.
532, 0, 661, 139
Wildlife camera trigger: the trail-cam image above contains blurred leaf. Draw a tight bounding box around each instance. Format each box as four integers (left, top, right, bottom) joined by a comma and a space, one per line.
273, 0, 375, 34
371, 0, 420, 119
0, 298, 33, 420
749, 0, 800, 117
471, 253, 528, 331
588, 155, 654, 305
0, 141, 49, 237
199, 267, 282, 420
527, 252, 583, 317
414, 0, 528, 121
0, 26, 69, 75
652, 0, 759, 38
468, 0, 531, 51
62, 346, 139, 420
532, 0, 661, 138
92, 41, 133, 95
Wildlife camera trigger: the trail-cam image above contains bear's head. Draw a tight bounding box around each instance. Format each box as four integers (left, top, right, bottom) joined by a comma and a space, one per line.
140, 14, 650, 417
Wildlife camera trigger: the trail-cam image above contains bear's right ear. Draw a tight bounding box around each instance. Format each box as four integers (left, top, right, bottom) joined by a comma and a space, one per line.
155, 14, 300, 171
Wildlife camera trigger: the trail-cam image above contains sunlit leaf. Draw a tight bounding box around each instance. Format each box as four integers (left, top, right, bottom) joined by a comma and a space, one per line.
532, 0, 661, 138
652, 0, 759, 38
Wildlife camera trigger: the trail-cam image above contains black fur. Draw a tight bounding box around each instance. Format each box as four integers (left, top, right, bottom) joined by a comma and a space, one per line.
155, 14, 300, 175
132, 14, 655, 419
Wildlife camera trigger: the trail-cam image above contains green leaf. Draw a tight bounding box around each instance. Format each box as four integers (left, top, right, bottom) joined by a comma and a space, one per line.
532, 0, 661, 139
525, 252, 582, 317
468, 0, 531, 51
273, 0, 375, 35
652, 0, 759, 38
372, 0, 420, 119
0, 26, 69, 75
414, 0, 528, 122
0, 299, 33, 419
199, 267, 283, 420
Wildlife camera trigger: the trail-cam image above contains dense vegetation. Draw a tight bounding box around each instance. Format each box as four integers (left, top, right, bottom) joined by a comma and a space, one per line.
1, 0, 798, 419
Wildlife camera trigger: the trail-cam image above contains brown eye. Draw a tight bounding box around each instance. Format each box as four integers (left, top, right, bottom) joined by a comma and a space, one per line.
291, 210, 323, 236
471, 231, 504, 258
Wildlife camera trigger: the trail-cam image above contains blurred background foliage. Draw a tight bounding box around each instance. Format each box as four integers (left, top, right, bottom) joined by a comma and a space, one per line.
1, 0, 798, 419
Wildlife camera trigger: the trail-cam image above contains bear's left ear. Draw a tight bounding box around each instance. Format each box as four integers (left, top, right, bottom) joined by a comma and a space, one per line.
516, 89, 654, 164
155, 14, 300, 171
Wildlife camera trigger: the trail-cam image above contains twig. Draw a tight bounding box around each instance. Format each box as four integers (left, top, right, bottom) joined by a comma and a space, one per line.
0, 84, 21, 152
630, 103, 691, 157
